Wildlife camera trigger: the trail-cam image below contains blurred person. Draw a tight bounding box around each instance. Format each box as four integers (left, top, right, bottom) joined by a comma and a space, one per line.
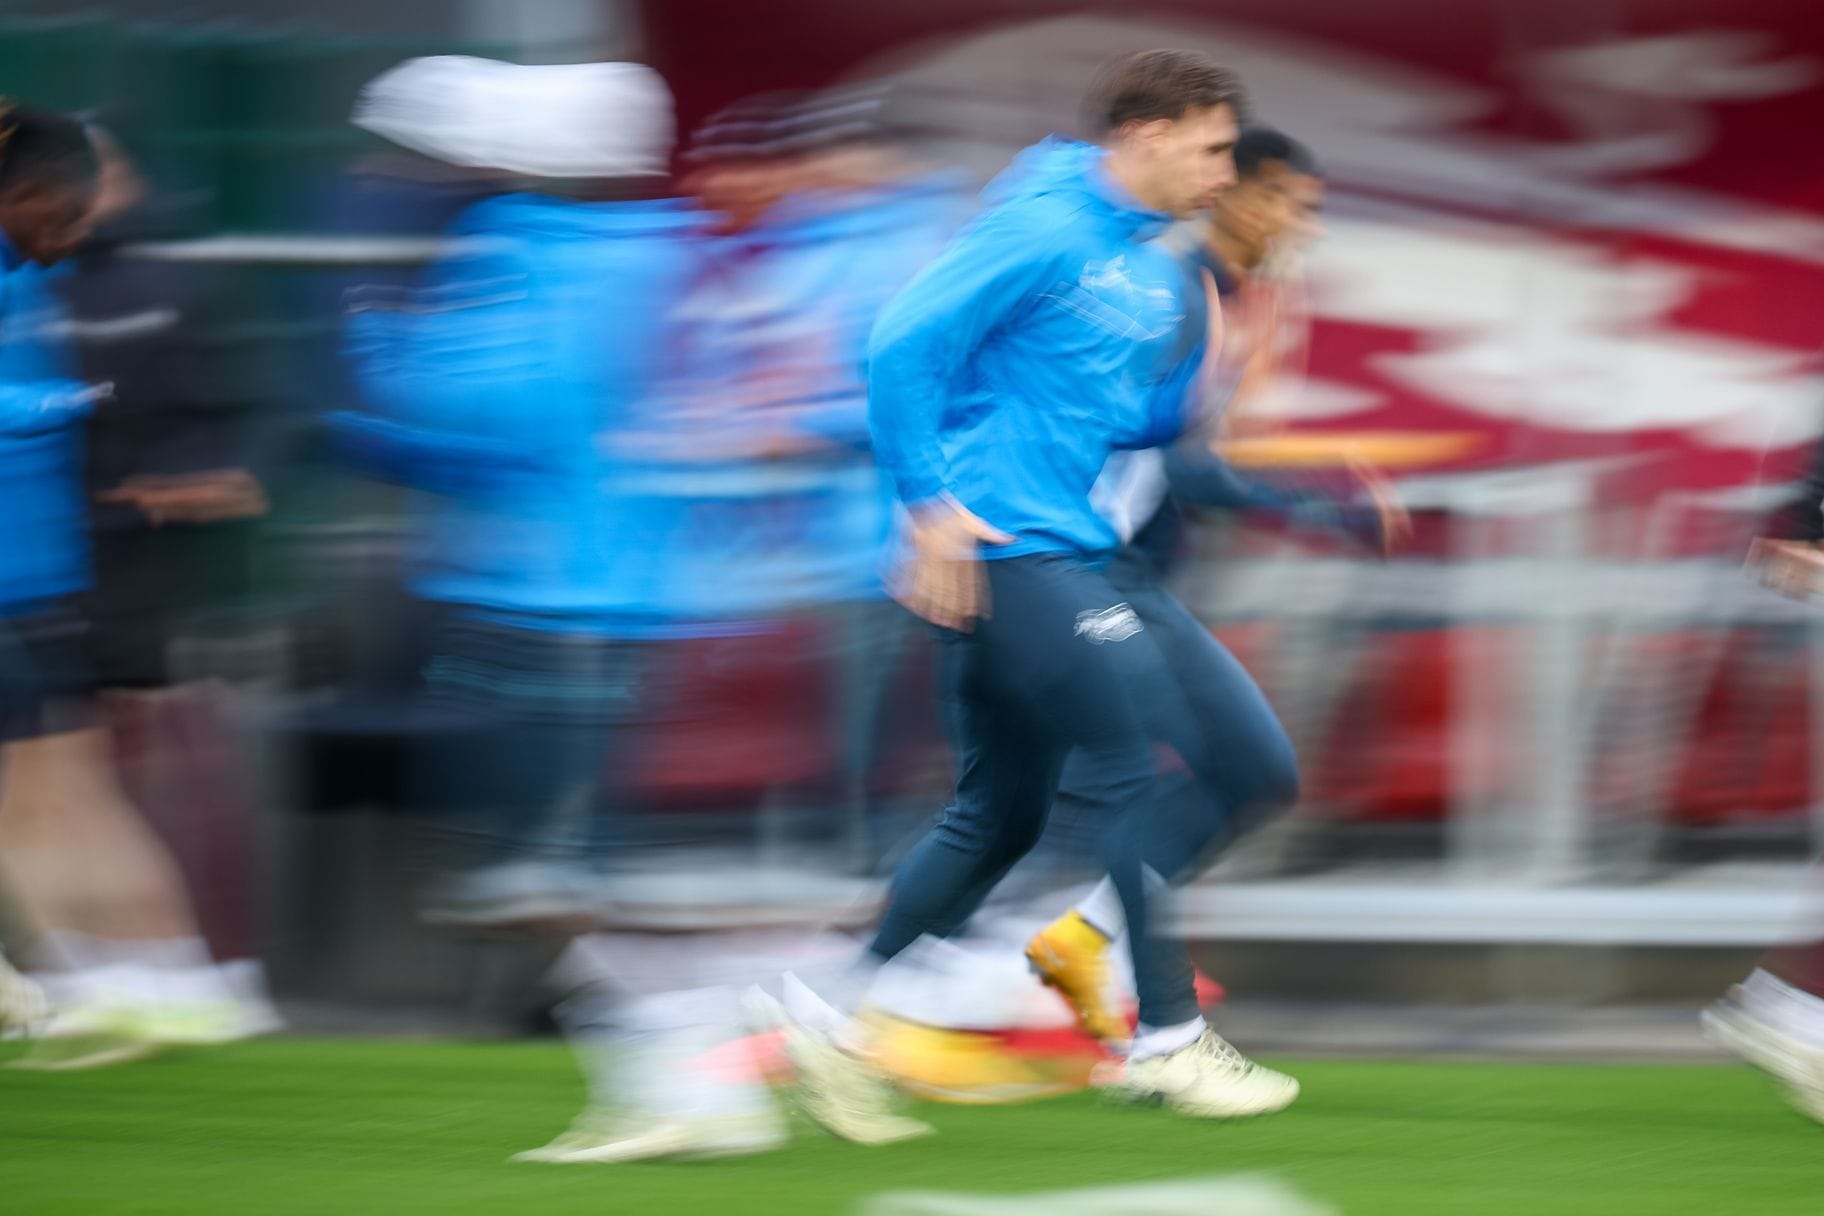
337, 61, 808, 1163
762, 50, 1313, 1143
1196, 124, 1323, 440
296, 58, 521, 717
338, 58, 690, 925
664, 85, 966, 850
511, 85, 968, 1167
66, 128, 273, 973
1702, 500, 1824, 1122
761, 88, 971, 868
0, 105, 270, 1071
1023, 127, 1403, 1046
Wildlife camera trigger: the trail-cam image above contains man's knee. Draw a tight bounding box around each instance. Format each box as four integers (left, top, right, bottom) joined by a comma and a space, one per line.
1256, 731, 1301, 809
932, 792, 1048, 865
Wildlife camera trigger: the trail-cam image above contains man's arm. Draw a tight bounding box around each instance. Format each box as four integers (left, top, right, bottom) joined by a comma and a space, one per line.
866, 208, 1066, 509
339, 231, 569, 495
864, 208, 1059, 628
0, 380, 106, 437
1163, 440, 1406, 555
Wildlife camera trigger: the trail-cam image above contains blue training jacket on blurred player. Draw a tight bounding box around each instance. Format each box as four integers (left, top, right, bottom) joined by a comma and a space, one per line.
0, 232, 96, 614
337, 192, 703, 634
630, 170, 965, 614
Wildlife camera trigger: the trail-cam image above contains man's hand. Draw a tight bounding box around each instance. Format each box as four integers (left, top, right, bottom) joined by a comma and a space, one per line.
1349, 458, 1412, 557
894, 499, 1013, 632
98, 469, 268, 526
1749, 538, 1824, 603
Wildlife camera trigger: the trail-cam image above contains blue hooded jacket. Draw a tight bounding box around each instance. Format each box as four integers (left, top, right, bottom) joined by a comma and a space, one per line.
0, 234, 97, 614
338, 193, 703, 632
623, 172, 965, 614
866, 138, 1208, 559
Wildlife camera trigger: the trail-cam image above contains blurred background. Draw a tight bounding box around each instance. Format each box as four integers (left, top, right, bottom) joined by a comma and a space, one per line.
2, 0, 1822, 1049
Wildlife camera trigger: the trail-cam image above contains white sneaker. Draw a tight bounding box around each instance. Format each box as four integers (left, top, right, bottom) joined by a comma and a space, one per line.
512, 1107, 789, 1164
1114, 1028, 1300, 1118
748, 989, 933, 1147
0, 958, 48, 1037
1702, 989, 1824, 1123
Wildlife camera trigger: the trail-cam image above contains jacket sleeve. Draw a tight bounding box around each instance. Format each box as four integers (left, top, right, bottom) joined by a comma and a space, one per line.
0, 379, 100, 437
1130, 343, 1210, 451
866, 208, 1064, 508
1770, 434, 1824, 542
1163, 440, 1386, 552
339, 229, 578, 495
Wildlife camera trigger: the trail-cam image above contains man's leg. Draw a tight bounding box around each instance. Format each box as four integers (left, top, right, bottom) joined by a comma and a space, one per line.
776, 555, 1164, 1141
1108, 584, 1299, 1032
0, 606, 268, 1063
1033, 566, 1299, 1039
1703, 907, 1824, 1122
868, 638, 1065, 960
997, 565, 1299, 1115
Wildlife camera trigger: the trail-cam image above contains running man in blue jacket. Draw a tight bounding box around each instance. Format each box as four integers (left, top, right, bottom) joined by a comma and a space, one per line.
1026, 127, 1406, 1045
772, 51, 1300, 1142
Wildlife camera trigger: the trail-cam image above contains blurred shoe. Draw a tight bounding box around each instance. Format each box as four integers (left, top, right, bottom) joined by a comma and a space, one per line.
860, 1009, 1089, 1105
1111, 1028, 1299, 1118
0, 957, 48, 1038
1702, 988, 1824, 1123
420, 862, 594, 928
749, 986, 932, 1146
512, 1106, 788, 1164
1025, 911, 1125, 1043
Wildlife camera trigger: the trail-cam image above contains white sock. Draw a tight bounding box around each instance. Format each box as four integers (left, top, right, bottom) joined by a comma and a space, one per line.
157, 964, 239, 1010
1075, 878, 1126, 940
788, 947, 885, 1021
131, 936, 216, 974
1130, 1017, 1205, 1061
1741, 969, 1824, 1050
619, 987, 774, 1122
35, 934, 239, 1014
33, 929, 122, 973
782, 972, 851, 1036
780, 957, 889, 1056
36, 932, 215, 975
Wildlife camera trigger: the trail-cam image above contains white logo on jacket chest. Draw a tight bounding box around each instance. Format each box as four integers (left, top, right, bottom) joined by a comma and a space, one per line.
1048, 255, 1184, 341
1074, 602, 1143, 643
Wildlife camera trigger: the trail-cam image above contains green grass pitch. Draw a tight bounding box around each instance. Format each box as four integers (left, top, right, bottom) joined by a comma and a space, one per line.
1, 1038, 1816, 1214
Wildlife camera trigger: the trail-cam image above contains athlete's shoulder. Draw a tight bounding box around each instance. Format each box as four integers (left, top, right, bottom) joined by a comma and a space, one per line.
963, 191, 1100, 265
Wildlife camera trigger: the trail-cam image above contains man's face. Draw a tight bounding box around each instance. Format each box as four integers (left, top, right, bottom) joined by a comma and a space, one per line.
1137, 103, 1239, 219
685, 158, 797, 232
1215, 160, 1324, 262
87, 131, 147, 231
0, 181, 96, 266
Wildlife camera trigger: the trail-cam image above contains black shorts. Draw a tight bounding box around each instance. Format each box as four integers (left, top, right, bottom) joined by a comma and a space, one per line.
0, 600, 96, 742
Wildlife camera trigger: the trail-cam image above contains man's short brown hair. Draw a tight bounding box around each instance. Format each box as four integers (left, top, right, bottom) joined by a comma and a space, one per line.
1084, 50, 1246, 136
